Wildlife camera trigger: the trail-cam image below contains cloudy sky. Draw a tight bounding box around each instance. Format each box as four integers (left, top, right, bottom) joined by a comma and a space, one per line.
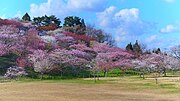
0, 0, 180, 50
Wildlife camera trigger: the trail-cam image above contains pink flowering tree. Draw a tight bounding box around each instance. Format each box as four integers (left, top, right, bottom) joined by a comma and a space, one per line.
132, 53, 180, 79
163, 55, 180, 75
69, 44, 97, 76
0, 34, 21, 56
49, 49, 75, 76
4, 66, 27, 79
28, 50, 55, 79
92, 42, 134, 77
0, 43, 8, 56
46, 44, 96, 77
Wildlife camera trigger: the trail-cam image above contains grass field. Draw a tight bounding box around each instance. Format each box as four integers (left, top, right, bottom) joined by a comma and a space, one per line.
0, 76, 180, 101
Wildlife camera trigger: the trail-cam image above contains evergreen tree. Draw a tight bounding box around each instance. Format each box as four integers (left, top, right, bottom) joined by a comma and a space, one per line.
126, 43, 133, 51
63, 16, 86, 35
63, 16, 75, 27
22, 13, 31, 21
33, 15, 61, 27
133, 40, 142, 54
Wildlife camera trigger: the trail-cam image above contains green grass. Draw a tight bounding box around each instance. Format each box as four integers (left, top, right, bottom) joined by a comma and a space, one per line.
13, 75, 180, 92
93, 69, 139, 77
159, 84, 176, 89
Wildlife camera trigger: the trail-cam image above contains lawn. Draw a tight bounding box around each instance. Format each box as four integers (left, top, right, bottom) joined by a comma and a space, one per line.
0, 76, 180, 101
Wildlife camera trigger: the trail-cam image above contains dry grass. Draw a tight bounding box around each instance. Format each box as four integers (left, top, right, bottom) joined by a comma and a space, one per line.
0, 76, 180, 101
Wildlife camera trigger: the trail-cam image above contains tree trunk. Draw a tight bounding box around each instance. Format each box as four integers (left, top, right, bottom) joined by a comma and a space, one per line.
103, 71, 106, 77
40, 73, 43, 80
94, 71, 96, 82
142, 72, 145, 79
139, 72, 142, 78
60, 71, 63, 77
105, 71, 108, 77
172, 70, 175, 75
155, 78, 158, 84
97, 71, 100, 80
163, 68, 167, 77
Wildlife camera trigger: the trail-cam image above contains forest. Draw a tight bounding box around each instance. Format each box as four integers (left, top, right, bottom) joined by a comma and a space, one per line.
0, 13, 179, 81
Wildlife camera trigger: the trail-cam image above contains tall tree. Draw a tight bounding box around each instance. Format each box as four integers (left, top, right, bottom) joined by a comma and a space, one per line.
126, 43, 133, 51
63, 16, 86, 35
86, 24, 116, 46
93, 42, 134, 77
133, 40, 142, 54
33, 15, 61, 27
22, 13, 31, 21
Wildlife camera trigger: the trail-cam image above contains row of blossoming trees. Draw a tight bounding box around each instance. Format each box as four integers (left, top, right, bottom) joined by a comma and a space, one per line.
0, 18, 180, 79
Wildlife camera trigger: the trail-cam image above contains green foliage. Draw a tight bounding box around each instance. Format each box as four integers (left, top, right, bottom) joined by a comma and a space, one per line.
126, 42, 133, 51
63, 16, 86, 35
25, 67, 39, 79
60, 66, 91, 78
159, 84, 176, 89
133, 40, 142, 54
125, 40, 142, 54
0, 54, 18, 76
92, 69, 139, 77
22, 13, 31, 21
33, 15, 61, 27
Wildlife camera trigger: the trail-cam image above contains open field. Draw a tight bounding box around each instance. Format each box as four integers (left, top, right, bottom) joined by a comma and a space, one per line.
0, 76, 180, 101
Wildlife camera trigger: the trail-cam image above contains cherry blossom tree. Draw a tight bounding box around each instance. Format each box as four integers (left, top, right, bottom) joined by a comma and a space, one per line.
0, 34, 22, 56
132, 53, 180, 79
28, 50, 54, 79
47, 43, 97, 77
163, 55, 180, 75
4, 66, 27, 79
0, 43, 8, 56
92, 42, 134, 77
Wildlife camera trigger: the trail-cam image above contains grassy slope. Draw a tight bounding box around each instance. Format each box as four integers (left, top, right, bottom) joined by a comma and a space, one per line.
0, 76, 179, 101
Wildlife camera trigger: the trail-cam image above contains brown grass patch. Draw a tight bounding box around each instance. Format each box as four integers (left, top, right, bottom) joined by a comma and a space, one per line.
0, 77, 179, 101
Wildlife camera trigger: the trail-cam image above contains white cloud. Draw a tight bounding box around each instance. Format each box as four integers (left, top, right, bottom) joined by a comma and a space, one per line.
146, 35, 157, 42
164, 0, 176, 3
67, 0, 107, 12
14, 11, 22, 18
0, 14, 6, 19
30, 0, 67, 17
97, 6, 117, 27
160, 24, 180, 33
97, 6, 154, 44
30, 0, 107, 17
114, 8, 139, 22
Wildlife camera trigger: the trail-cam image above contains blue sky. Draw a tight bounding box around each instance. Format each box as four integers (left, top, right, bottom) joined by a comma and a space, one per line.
0, 0, 180, 50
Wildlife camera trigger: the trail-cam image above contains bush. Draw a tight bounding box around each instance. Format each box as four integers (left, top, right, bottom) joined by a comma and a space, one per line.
25, 67, 39, 79
4, 66, 27, 78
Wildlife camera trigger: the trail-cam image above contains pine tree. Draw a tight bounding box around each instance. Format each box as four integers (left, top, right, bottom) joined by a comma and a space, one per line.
126, 42, 133, 51
22, 13, 31, 21
33, 15, 61, 27
63, 16, 86, 35
133, 40, 142, 54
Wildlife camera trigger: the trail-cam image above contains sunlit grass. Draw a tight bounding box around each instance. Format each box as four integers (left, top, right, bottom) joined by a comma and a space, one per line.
1, 75, 180, 101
